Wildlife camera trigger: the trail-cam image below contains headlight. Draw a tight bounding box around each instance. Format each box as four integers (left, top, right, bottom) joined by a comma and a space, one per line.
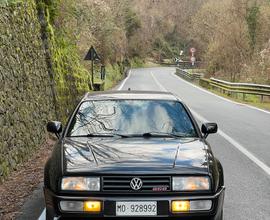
172, 176, 210, 191
61, 177, 100, 191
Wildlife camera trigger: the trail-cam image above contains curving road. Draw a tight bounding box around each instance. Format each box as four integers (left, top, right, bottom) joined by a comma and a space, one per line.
120, 67, 270, 220
18, 67, 270, 220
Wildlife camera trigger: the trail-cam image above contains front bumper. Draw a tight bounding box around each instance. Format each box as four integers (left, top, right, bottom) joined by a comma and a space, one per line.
44, 186, 225, 219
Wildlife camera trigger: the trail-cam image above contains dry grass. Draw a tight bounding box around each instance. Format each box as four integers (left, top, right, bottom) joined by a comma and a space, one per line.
208, 88, 270, 112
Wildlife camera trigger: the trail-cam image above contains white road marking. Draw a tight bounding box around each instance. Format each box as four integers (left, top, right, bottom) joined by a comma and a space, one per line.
171, 71, 270, 115
117, 70, 131, 90
150, 71, 167, 92
153, 70, 270, 176
38, 209, 45, 220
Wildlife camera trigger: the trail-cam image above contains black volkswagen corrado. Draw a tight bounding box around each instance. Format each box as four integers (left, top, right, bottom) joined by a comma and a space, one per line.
44, 91, 225, 220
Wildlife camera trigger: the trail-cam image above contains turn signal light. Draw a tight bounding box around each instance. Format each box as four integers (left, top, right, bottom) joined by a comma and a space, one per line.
172, 201, 190, 212
83, 201, 101, 212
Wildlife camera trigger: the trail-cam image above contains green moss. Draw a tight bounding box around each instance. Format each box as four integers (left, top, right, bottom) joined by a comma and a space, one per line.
0, 0, 23, 6
0, 0, 55, 182
40, 4, 91, 122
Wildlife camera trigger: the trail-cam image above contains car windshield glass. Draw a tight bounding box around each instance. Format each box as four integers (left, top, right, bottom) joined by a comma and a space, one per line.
67, 100, 197, 137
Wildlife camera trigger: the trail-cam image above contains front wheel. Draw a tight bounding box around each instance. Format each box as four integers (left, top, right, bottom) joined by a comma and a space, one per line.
206, 210, 223, 220
45, 208, 56, 220
219, 210, 223, 220
212, 209, 223, 220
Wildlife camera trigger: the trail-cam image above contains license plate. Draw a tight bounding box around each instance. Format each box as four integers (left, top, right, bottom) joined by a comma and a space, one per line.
116, 201, 157, 216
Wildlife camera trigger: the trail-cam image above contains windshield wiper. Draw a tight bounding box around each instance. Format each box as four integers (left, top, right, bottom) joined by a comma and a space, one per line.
71, 132, 194, 138
141, 132, 192, 138
70, 133, 129, 138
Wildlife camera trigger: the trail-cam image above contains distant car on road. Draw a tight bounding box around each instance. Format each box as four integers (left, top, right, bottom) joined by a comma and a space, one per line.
44, 91, 225, 220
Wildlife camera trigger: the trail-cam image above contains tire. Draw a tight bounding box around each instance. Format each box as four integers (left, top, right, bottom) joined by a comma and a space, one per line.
208, 209, 223, 220
219, 210, 223, 220
215, 210, 223, 220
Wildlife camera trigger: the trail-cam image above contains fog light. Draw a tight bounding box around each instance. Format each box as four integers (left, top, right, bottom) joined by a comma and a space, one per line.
83, 201, 101, 212
172, 201, 190, 212
60, 201, 83, 211
190, 200, 212, 211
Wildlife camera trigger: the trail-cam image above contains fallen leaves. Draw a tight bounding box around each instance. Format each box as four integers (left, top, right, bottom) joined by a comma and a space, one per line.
0, 137, 55, 220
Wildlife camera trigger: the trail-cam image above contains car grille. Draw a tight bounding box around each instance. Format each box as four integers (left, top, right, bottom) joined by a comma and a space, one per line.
102, 176, 171, 192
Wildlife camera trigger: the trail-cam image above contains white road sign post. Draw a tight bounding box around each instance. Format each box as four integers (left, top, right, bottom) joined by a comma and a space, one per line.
191, 56, 196, 66
190, 47, 196, 66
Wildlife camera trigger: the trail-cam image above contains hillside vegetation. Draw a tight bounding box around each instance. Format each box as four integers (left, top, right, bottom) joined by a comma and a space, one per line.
3, 0, 270, 85
131, 0, 270, 84
48, 0, 270, 84
192, 0, 270, 84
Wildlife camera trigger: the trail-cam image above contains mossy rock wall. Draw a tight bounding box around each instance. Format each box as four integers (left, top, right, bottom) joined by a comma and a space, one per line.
0, 0, 56, 181
49, 35, 91, 122
0, 0, 128, 182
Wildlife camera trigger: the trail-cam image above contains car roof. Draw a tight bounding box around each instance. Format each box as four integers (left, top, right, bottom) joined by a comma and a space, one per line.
82, 90, 181, 102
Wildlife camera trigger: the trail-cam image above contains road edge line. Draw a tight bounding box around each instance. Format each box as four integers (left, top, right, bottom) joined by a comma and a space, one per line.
37, 209, 45, 220
155, 70, 270, 176
117, 69, 131, 90
190, 109, 270, 176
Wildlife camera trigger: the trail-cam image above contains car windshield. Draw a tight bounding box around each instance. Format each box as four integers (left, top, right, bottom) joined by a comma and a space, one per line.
67, 100, 197, 137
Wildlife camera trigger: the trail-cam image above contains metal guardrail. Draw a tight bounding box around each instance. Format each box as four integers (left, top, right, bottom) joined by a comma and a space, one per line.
161, 61, 204, 69
203, 78, 270, 102
175, 68, 203, 82
175, 68, 270, 102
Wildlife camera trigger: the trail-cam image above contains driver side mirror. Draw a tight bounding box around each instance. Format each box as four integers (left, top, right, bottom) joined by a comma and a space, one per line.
47, 121, 62, 138
201, 123, 218, 138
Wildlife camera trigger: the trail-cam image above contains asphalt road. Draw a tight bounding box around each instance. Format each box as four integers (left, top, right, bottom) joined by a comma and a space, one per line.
17, 67, 270, 220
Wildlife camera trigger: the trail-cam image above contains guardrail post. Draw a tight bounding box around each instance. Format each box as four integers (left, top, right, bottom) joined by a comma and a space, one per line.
243, 94, 246, 101
260, 95, 264, 103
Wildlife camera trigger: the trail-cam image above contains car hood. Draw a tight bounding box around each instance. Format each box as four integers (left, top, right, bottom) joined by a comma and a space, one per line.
62, 137, 210, 175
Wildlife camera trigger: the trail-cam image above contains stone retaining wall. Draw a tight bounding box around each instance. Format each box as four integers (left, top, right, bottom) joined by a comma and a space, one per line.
0, 0, 55, 181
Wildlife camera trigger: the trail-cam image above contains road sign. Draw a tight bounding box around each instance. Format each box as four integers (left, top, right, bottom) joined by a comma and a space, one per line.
190, 47, 196, 54
84, 46, 100, 87
84, 46, 100, 61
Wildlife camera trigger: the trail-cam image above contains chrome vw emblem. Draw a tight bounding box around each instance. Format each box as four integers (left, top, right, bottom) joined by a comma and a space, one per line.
130, 177, 143, 190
